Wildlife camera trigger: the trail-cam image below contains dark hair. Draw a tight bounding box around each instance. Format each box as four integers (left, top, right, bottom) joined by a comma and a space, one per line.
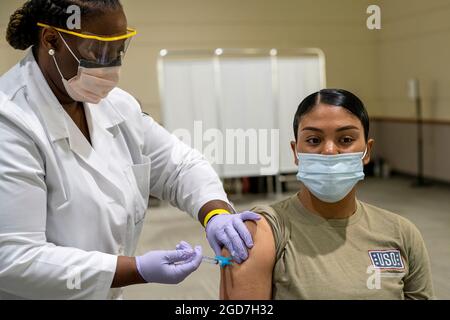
6, 0, 122, 50
293, 88, 370, 142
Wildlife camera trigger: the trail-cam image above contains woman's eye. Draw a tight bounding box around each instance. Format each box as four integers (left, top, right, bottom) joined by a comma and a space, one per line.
306, 137, 321, 145
340, 137, 354, 144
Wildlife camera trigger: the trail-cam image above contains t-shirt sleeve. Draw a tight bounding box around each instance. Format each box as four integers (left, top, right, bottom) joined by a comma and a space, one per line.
400, 218, 435, 300
251, 205, 288, 261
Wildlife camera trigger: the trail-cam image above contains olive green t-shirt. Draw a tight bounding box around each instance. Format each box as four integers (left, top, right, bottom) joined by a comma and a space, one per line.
252, 194, 435, 300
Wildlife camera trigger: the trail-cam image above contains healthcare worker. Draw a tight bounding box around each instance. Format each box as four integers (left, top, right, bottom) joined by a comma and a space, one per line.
0, 0, 259, 299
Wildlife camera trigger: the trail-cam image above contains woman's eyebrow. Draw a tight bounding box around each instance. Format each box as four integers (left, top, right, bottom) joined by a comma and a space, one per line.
336, 125, 359, 132
301, 127, 323, 132
301, 125, 360, 133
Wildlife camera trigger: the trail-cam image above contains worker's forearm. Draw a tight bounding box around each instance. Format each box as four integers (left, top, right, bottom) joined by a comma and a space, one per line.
198, 200, 235, 226
111, 256, 146, 288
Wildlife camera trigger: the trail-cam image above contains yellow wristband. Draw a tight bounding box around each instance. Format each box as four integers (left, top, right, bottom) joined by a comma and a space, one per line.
203, 209, 231, 227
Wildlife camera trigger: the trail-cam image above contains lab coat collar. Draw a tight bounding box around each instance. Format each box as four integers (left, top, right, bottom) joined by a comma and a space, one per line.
86, 98, 126, 131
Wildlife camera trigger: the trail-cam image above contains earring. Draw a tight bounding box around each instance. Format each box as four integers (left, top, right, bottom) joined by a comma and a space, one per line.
48, 49, 55, 56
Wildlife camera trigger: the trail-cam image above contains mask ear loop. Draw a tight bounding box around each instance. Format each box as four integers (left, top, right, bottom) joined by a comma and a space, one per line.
57, 32, 80, 64
294, 145, 301, 160
49, 32, 82, 82
361, 146, 368, 160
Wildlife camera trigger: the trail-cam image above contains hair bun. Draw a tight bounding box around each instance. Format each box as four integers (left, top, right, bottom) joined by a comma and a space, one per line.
6, 1, 38, 50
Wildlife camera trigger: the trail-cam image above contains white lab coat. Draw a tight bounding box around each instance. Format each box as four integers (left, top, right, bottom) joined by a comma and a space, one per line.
0, 51, 229, 300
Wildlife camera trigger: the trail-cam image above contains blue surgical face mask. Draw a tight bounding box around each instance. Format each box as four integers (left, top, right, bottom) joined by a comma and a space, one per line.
296, 148, 367, 203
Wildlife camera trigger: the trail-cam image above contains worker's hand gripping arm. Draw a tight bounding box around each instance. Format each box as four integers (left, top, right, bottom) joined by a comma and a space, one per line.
201, 208, 261, 264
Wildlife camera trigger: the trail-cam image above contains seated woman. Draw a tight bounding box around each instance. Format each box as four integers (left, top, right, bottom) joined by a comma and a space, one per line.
220, 89, 434, 300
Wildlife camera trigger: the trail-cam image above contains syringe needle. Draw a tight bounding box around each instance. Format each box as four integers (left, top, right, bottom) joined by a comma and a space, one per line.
202, 256, 218, 265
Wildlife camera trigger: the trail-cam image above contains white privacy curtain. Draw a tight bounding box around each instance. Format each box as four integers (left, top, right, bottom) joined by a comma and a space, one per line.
160, 59, 221, 174
159, 52, 325, 178
277, 56, 322, 172
218, 58, 275, 178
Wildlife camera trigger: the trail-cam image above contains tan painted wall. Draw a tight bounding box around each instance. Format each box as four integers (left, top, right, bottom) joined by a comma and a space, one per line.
2, 1, 449, 122
370, 0, 450, 182
0, 0, 377, 122
376, 0, 450, 121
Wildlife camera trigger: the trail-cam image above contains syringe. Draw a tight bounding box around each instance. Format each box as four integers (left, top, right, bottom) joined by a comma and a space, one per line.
202, 255, 234, 268
175, 255, 233, 267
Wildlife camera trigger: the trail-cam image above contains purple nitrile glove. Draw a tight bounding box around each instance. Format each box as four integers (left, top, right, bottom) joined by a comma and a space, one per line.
135, 241, 202, 284
205, 211, 261, 264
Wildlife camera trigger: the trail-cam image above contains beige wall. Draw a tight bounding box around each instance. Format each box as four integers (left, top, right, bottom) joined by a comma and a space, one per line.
372, 120, 450, 182
0, 0, 377, 122
370, 0, 450, 182
376, 0, 450, 121
2, 1, 449, 122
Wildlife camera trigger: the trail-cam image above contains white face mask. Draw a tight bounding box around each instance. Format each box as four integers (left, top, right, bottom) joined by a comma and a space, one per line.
51, 33, 121, 104
296, 148, 367, 203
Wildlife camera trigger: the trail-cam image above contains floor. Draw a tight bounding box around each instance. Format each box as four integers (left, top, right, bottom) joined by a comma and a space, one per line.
123, 176, 450, 300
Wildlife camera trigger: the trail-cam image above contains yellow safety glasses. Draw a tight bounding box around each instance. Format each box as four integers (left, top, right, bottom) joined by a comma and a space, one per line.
37, 22, 137, 66
37, 22, 137, 41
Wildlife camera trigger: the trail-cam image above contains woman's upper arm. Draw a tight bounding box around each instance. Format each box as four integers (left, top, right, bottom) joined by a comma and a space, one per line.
220, 216, 276, 300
